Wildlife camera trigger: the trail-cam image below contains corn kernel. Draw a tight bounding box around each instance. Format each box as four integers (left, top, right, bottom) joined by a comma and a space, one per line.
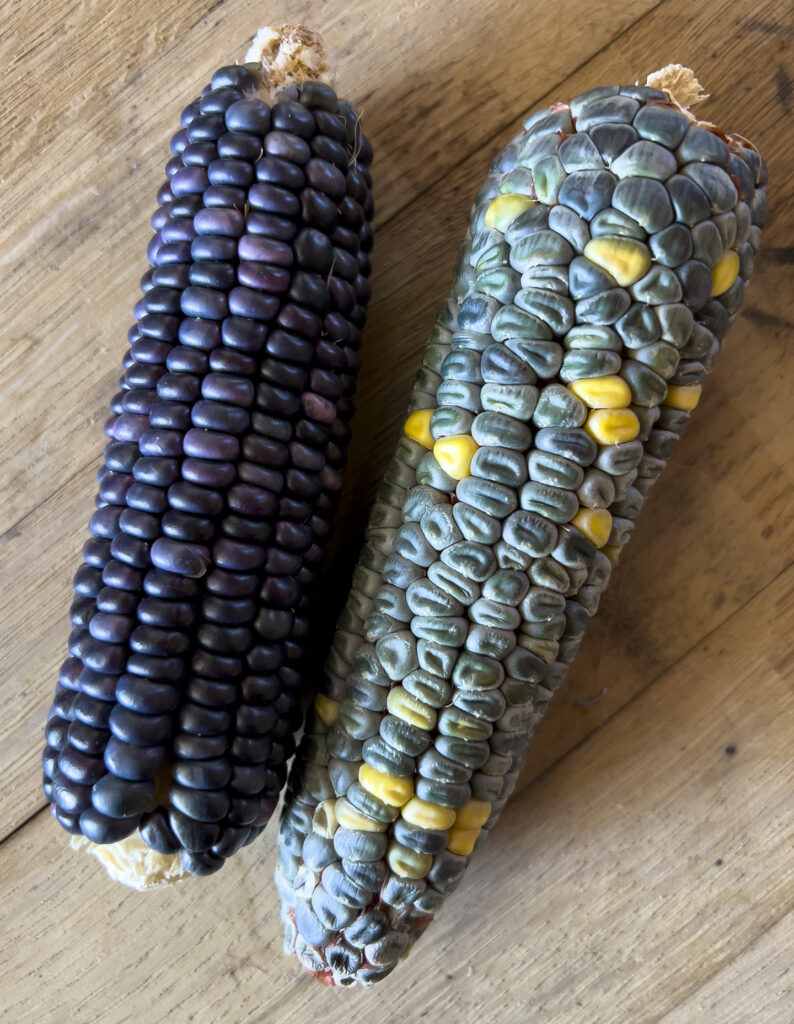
334, 797, 388, 832
603, 543, 624, 567
433, 434, 479, 480
401, 797, 457, 831
386, 686, 437, 730
664, 384, 702, 411
312, 798, 338, 838
484, 193, 536, 233
711, 249, 740, 297
446, 826, 481, 856
404, 408, 434, 449
568, 375, 631, 409
359, 764, 414, 807
314, 694, 339, 727
584, 408, 640, 445
571, 507, 613, 548
583, 237, 651, 287
387, 841, 433, 879
455, 798, 492, 829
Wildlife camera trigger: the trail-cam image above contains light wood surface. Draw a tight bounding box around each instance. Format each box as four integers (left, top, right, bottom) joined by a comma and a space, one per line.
1, 0, 792, 1020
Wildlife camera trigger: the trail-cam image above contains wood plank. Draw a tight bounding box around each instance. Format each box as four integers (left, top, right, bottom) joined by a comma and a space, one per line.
660, 912, 794, 1024
0, 0, 658, 536
3, 0, 793, 837
2, 562, 791, 1023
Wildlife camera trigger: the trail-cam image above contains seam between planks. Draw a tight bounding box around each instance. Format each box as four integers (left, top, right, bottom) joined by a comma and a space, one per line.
5, 558, 790, 852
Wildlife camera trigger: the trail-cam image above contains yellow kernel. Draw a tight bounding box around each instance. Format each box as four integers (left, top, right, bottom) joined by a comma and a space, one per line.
386, 686, 437, 730
571, 507, 613, 549
404, 408, 434, 449
664, 384, 702, 411
401, 797, 457, 831
433, 434, 479, 480
359, 764, 414, 807
334, 797, 388, 833
584, 408, 640, 445
387, 841, 433, 879
455, 799, 492, 829
446, 826, 481, 856
314, 694, 339, 727
603, 543, 624, 567
711, 249, 740, 297
568, 375, 631, 409
484, 193, 536, 233
583, 236, 652, 287
312, 798, 338, 838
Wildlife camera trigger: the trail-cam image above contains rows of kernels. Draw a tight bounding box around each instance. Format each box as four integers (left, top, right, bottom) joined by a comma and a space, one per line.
276, 81, 766, 985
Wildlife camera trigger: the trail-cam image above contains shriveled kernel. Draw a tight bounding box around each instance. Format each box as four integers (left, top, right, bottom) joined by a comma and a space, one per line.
404, 409, 434, 449
334, 797, 389, 833
386, 686, 437, 731
585, 408, 640, 445
401, 796, 457, 831
485, 194, 536, 232
433, 435, 479, 480
711, 249, 740, 297
446, 826, 480, 856
582, 236, 651, 287
359, 764, 414, 807
387, 841, 433, 879
568, 375, 632, 409
455, 798, 492, 828
314, 694, 340, 727
664, 384, 702, 411
571, 507, 613, 548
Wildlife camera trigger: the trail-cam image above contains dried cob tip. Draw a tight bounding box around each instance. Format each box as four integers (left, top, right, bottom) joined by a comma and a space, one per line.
245, 24, 333, 98
70, 834, 187, 891
645, 64, 708, 111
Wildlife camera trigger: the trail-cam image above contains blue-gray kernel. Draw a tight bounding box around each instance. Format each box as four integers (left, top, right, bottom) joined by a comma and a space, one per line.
452, 650, 505, 691
435, 734, 490, 770
569, 86, 619, 118
471, 410, 532, 450
504, 645, 548, 684
634, 341, 680, 379
560, 348, 622, 381
476, 266, 522, 304
504, 204, 550, 246
676, 259, 713, 311
465, 623, 516, 660
475, 242, 510, 273
526, 108, 574, 137
322, 862, 373, 908
676, 124, 729, 166
666, 173, 711, 227
381, 553, 426, 590
528, 449, 585, 490
575, 287, 632, 325
633, 104, 689, 149
589, 205, 645, 239
621, 359, 668, 406
346, 783, 398, 825
656, 302, 694, 347
493, 538, 531, 571
312, 886, 358, 931
557, 169, 617, 219
436, 378, 481, 412
294, 900, 336, 947
548, 205, 590, 253
375, 630, 418, 680
568, 254, 618, 299
650, 223, 693, 267
347, 674, 390, 712
458, 292, 501, 332
338, 700, 381, 741
417, 745, 472, 784
682, 162, 738, 214
577, 466, 616, 508
558, 132, 604, 172
469, 595, 522, 629
440, 348, 483, 383
480, 383, 539, 419
534, 425, 597, 465
301, 832, 337, 871
326, 722, 364, 761
415, 453, 457, 493
403, 668, 451, 709
480, 343, 537, 384
402, 485, 445, 524
410, 615, 468, 648
471, 446, 528, 487
482, 568, 530, 606
438, 705, 494, 742
521, 586, 566, 620
593, 438, 644, 475
420, 503, 463, 550
532, 383, 587, 429
451, 328, 496, 352
328, 757, 361, 796
456, 475, 518, 519
380, 874, 427, 909
426, 562, 481, 606
491, 304, 553, 343
520, 613, 566, 642
498, 166, 537, 197
610, 140, 677, 180
508, 229, 575, 272
613, 176, 674, 233
514, 287, 575, 335
504, 338, 564, 379
373, 584, 411, 623
452, 687, 508, 723
380, 713, 432, 757
532, 154, 567, 204
502, 508, 558, 556
552, 524, 596, 569
362, 735, 416, 777
452, 501, 501, 545
415, 776, 472, 810
520, 264, 570, 294
575, 95, 639, 131
564, 324, 622, 350
426, 849, 468, 894
631, 264, 683, 304
589, 122, 639, 165
439, 540, 497, 582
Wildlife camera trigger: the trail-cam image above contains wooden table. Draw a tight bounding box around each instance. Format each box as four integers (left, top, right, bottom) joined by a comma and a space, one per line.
2, 1, 792, 1020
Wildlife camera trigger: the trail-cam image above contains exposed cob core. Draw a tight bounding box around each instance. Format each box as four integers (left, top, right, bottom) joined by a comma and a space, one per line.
41, 25, 374, 889
276, 68, 766, 984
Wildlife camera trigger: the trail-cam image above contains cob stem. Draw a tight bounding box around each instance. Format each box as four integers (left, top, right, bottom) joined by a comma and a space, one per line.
645, 64, 708, 115
245, 24, 333, 101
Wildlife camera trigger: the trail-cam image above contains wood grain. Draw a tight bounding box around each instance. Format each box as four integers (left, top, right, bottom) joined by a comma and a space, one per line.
2, 566, 791, 1023
2, 0, 793, 1016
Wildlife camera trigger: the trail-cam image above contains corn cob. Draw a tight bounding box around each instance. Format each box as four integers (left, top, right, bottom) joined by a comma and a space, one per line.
276, 66, 767, 984
40, 25, 374, 887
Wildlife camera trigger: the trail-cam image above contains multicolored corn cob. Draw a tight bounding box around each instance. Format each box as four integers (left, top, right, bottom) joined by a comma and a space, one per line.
40, 25, 374, 886
275, 66, 766, 984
